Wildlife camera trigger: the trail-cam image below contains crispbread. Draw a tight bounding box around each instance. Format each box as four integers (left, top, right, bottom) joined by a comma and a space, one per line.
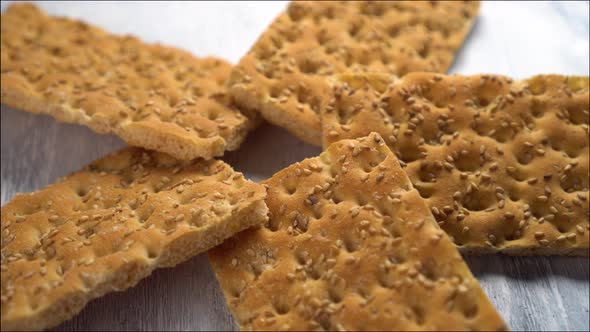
0, 148, 268, 331
322, 73, 590, 255
0, 4, 256, 161
228, 1, 480, 145
209, 133, 507, 331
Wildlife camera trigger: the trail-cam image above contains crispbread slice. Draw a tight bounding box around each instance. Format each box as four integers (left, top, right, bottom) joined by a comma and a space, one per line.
228, 1, 480, 145
322, 73, 590, 255
210, 133, 506, 331
0, 4, 256, 161
0, 148, 268, 331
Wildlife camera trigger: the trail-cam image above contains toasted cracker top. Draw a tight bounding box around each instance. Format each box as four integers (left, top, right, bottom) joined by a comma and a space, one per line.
1, 148, 268, 330
1, 4, 255, 160
210, 133, 506, 331
323, 73, 590, 255
228, 1, 480, 145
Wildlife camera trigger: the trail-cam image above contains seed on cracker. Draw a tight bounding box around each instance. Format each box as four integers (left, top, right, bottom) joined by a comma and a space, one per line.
210, 132, 506, 331
0, 4, 257, 160
228, 1, 480, 145
322, 72, 590, 256
0, 148, 268, 331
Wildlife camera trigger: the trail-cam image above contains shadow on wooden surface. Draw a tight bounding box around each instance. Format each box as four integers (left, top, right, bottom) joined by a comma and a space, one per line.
51, 254, 235, 331
465, 255, 589, 331
1, 107, 126, 204
466, 255, 589, 280
222, 122, 322, 183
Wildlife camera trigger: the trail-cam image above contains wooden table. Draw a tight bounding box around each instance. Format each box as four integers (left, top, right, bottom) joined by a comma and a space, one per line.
1, 1, 589, 331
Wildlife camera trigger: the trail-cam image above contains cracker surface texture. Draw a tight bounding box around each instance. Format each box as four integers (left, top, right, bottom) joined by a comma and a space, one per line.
1, 4, 256, 160
322, 73, 590, 255
1, 148, 268, 331
210, 133, 506, 331
228, 1, 480, 145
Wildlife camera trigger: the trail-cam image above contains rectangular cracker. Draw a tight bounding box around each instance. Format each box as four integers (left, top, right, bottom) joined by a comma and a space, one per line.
0, 148, 268, 331
209, 133, 506, 331
322, 73, 590, 255
228, 1, 480, 145
0, 4, 256, 161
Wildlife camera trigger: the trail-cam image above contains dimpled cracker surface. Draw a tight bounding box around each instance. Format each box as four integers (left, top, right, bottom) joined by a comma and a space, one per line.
210, 133, 507, 331
322, 73, 590, 255
0, 4, 255, 161
228, 1, 480, 145
0, 148, 268, 331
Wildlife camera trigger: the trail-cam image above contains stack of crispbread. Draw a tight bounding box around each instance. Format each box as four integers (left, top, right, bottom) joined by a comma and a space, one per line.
1, 1, 587, 331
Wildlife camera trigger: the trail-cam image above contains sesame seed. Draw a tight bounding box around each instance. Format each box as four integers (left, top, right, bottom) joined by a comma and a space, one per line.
376, 172, 385, 182
45, 247, 56, 259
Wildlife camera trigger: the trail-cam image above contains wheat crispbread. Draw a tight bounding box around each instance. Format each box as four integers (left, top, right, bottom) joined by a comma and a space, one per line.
0, 4, 257, 160
0, 148, 268, 331
228, 1, 480, 145
210, 132, 507, 331
322, 73, 589, 255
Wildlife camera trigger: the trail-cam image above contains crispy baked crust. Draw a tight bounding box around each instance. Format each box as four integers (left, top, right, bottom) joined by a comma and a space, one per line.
229, 1, 480, 145
0, 148, 268, 331
210, 133, 507, 331
322, 73, 590, 255
0, 4, 257, 161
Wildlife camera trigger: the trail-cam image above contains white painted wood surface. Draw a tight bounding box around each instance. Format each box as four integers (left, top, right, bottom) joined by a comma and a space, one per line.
1, 1, 589, 331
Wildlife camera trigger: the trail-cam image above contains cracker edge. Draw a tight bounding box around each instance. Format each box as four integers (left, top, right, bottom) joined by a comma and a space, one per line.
1, 67, 259, 161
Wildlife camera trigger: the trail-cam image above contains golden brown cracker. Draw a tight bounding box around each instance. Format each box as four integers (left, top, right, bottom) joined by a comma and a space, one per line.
322, 73, 590, 255
228, 1, 480, 145
1, 148, 268, 331
0, 3, 256, 160
210, 133, 507, 331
